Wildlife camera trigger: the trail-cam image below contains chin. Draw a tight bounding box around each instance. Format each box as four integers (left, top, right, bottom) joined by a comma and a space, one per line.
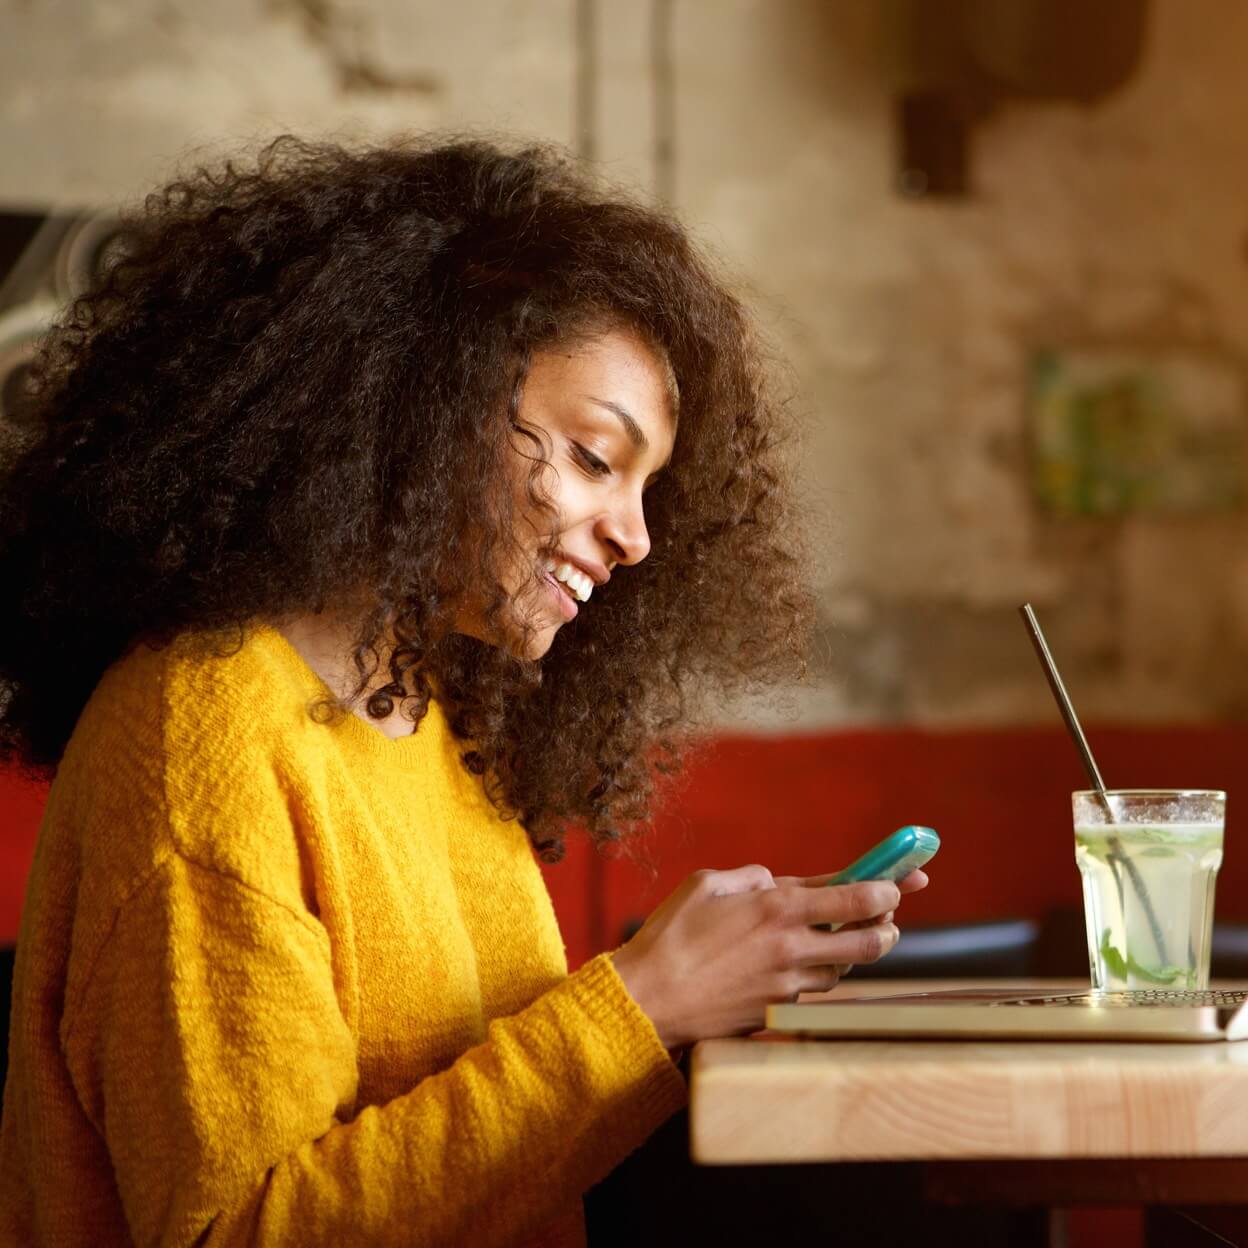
517, 626, 558, 661
454, 599, 559, 660
482, 614, 558, 662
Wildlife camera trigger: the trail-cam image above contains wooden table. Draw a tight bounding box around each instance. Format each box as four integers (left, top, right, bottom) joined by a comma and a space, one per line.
690, 978, 1248, 1232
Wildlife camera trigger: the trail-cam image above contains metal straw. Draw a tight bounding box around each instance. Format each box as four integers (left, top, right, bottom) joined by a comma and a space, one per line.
1018, 603, 1169, 966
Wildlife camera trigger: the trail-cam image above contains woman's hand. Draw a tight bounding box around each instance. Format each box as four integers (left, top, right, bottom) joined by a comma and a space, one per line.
773, 867, 928, 979
609, 865, 927, 1049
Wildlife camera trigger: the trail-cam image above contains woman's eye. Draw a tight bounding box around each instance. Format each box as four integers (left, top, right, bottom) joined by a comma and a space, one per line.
572, 442, 611, 477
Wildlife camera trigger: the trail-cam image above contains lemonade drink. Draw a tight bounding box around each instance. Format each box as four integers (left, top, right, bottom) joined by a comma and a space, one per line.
1073, 791, 1225, 991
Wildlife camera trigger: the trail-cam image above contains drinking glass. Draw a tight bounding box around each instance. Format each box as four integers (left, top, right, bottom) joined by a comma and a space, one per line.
1073, 789, 1225, 991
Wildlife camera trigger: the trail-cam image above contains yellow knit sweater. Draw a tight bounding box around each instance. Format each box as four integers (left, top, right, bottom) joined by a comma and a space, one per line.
0, 626, 686, 1247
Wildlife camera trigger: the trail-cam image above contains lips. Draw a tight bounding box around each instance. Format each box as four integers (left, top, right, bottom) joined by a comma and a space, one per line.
542, 570, 579, 622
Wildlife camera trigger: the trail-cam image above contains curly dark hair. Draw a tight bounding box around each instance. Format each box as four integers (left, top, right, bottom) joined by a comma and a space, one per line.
0, 134, 811, 862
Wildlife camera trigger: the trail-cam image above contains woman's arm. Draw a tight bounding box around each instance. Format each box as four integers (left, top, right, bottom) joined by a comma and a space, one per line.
64, 853, 684, 1248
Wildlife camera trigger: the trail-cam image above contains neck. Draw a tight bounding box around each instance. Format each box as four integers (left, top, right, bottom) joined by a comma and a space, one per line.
276, 610, 418, 741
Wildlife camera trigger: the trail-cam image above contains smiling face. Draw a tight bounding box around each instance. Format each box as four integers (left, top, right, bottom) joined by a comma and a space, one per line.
455, 327, 677, 660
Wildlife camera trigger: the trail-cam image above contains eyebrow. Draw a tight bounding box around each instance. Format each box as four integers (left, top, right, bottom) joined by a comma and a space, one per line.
585, 396, 649, 452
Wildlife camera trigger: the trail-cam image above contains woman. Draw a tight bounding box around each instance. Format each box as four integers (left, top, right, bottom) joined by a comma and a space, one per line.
0, 136, 926, 1246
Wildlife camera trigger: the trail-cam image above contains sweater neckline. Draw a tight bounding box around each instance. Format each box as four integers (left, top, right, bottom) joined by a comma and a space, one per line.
257, 624, 443, 769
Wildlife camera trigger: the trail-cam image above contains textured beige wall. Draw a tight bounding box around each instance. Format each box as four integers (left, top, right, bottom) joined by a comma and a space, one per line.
2, 0, 1246, 726
0, 0, 576, 209
670, 0, 1248, 729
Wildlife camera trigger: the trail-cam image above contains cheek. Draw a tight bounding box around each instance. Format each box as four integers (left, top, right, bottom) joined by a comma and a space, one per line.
545, 478, 601, 538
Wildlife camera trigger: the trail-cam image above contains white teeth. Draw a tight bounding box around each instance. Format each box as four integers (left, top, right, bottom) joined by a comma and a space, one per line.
545, 559, 593, 604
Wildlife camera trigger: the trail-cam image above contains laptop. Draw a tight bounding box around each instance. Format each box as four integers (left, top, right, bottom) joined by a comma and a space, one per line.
766, 986, 1248, 1042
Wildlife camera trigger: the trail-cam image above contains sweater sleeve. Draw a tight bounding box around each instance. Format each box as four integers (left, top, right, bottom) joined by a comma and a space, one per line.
62, 853, 686, 1248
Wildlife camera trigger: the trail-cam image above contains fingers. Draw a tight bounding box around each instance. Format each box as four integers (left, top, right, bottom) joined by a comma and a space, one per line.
776, 917, 899, 971
792, 965, 842, 997
798, 919, 898, 968
845, 909, 893, 929
786, 947, 877, 999
787, 879, 900, 928
803, 962, 855, 991
897, 868, 929, 894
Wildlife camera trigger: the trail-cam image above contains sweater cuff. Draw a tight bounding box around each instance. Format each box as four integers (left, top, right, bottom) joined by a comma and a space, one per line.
563, 952, 688, 1127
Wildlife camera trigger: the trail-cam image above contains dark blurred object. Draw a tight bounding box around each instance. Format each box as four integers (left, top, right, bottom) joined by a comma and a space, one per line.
0, 214, 44, 294
1147, 1205, 1248, 1247
0, 209, 129, 313
0, 300, 55, 433
0, 208, 129, 438
884, 0, 1151, 196
1031, 905, 1088, 977
897, 91, 975, 197
1212, 923, 1248, 978
852, 916, 1040, 978
960, 0, 1149, 100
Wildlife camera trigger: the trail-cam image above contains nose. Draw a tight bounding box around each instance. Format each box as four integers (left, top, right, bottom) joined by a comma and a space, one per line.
595, 494, 651, 568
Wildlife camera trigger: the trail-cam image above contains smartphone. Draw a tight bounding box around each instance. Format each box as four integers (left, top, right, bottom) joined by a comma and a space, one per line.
828, 825, 940, 886
814, 825, 939, 933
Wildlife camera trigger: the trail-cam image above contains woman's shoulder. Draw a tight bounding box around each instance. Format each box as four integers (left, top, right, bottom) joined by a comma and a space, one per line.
164, 623, 325, 746
59, 623, 328, 854
54, 624, 325, 908
74, 623, 318, 762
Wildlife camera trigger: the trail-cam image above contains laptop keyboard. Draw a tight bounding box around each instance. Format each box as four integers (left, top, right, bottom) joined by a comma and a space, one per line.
1008, 990, 1248, 1008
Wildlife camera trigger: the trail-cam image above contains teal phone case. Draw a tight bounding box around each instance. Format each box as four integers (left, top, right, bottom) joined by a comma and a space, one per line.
828, 825, 940, 885
814, 826, 938, 933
